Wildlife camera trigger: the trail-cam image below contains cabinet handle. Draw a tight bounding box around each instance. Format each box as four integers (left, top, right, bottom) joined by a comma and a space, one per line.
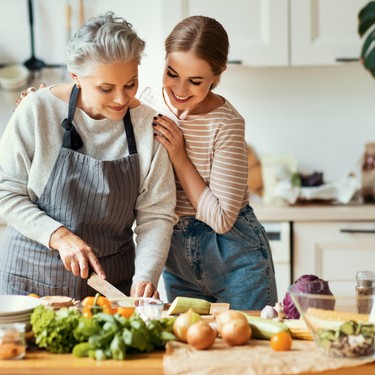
228, 60, 243, 65
340, 229, 375, 234
335, 58, 360, 63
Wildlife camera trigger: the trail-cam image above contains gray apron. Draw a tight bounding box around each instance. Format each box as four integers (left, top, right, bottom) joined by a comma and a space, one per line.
0, 85, 140, 299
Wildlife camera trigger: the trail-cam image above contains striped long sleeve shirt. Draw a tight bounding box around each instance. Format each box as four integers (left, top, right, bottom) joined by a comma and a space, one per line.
140, 87, 249, 234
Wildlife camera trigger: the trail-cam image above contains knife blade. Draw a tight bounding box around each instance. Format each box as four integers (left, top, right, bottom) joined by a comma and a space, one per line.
87, 272, 128, 299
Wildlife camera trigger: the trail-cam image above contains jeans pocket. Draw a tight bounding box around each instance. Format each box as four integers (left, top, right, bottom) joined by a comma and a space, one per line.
227, 215, 261, 248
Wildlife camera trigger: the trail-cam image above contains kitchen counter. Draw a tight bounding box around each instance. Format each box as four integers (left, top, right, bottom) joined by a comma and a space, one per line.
251, 202, 375, 222
0, 348, 373, 375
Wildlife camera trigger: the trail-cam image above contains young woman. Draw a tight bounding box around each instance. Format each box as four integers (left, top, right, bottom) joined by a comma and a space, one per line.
141, 16, 277, 310
0, 12, 177, 299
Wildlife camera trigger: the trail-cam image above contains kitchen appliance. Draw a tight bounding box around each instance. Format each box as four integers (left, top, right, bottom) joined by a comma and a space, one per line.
262, 221, 292, 298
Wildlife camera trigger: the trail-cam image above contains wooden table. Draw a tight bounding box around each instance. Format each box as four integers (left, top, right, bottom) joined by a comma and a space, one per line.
0, 348, 373, 375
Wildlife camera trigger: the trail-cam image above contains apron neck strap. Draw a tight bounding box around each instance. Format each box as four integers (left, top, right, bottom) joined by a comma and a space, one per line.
124, 110, 137, 155
61, 84, 83, 150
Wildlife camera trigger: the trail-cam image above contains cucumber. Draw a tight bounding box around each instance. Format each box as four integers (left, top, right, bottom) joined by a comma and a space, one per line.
241, 312, 291, 340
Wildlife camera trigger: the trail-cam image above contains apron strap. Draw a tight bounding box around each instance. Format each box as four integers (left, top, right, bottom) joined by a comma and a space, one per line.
124, 109, 137, 155
61, 85, 83, 150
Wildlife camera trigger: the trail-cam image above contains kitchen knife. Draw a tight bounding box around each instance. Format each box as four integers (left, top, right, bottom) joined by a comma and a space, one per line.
87, 272, 128, 299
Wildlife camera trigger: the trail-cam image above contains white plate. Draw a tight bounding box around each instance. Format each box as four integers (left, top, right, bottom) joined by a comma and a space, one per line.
0, 295, 41, 315
0, 315, 31, 324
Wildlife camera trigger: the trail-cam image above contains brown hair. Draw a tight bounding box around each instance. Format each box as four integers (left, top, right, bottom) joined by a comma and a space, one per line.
165, 16, 229, 89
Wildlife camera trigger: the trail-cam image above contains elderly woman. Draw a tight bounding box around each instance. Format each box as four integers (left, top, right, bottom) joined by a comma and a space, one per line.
0, 12, 177, 299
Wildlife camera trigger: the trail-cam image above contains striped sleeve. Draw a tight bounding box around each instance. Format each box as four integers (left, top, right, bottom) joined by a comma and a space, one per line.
194, 109, 248, 234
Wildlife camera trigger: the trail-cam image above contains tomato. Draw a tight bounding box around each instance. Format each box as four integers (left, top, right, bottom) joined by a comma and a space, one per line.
270, 331, 293, 351
117, 306, 136, 319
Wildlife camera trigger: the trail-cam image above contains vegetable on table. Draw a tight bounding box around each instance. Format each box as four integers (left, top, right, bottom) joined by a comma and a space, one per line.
30, 304, 176, 360
270, 331, 293, 351
186, 321, 216, 350
173, 308, 202, 342
81, 293, 116, 317
283, 274, 334, 319
220, 319, 251, 346
30, 305, 81, 353
241, 313, 291, 340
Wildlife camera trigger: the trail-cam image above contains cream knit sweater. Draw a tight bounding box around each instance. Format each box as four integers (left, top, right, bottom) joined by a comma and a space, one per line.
0, 86, 177, 288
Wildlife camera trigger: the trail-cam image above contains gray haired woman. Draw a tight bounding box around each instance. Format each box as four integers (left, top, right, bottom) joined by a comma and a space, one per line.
0, 12, 177, 299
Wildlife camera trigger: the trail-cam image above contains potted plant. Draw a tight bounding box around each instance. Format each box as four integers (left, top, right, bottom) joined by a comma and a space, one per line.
359, 1, 375, 76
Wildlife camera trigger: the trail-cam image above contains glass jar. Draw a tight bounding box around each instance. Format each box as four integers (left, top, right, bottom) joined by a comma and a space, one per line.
355, 270, 375, 314
0, 323, 26, 360
361, 142, 375, 202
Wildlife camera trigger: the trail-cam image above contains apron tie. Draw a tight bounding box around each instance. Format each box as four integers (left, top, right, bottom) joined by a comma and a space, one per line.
61, 84, 83, 150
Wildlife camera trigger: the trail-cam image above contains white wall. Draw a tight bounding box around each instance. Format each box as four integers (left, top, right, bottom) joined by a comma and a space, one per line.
1, 0, 374, 182
216, 63, 375, 182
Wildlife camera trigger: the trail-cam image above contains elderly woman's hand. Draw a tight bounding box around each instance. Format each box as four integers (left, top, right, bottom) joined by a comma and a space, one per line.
49, 226, 106, 280
131, 280, 160, 299
15, 83, 46, 106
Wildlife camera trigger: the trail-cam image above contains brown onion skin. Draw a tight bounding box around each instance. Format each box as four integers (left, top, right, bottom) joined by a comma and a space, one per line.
220, 319, 251, 346
215, 310, 248, 333
186, 321, 217, 350
173, 309, 202, 342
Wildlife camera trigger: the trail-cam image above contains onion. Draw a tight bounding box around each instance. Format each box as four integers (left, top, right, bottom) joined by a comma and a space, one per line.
220, 319, 251, 346
173, 308, 202, 342
215, 310, 248, 333
186, 321, 216, 350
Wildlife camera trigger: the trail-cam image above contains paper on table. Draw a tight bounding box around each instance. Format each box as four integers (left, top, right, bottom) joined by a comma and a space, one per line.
163, 339, 375, 375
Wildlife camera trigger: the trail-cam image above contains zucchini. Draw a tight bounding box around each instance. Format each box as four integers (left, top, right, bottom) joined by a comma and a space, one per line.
241, 312, 291, 340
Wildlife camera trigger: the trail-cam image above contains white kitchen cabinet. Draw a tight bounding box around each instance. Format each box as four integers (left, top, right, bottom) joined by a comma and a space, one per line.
162, 0, 288, 66
163, 0, 366, 66
293, 222, 375, 281
290, 0, 368, 65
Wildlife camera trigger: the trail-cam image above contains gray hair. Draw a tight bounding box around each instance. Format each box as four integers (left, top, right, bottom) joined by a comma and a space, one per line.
66, 11, 145, 76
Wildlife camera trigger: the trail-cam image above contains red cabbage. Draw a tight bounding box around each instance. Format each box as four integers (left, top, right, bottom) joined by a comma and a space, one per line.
283, 274, 335, 319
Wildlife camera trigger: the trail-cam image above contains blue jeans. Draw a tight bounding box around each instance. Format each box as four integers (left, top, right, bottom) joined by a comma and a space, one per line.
163, 205, 278, 310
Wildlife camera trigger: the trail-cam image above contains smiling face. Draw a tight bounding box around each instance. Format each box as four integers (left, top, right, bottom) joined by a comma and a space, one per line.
74, 60, 139, 120
162, 51, 219, 117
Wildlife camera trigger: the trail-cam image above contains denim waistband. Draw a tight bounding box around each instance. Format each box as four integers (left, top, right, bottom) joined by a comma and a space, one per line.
176, 204, 253, 235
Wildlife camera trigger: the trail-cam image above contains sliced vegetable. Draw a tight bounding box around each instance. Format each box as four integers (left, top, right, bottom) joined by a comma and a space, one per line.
167, 296, 210, 315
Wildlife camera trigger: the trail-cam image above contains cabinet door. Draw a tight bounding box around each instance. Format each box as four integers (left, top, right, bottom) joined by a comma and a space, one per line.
290, 0, 368, 65
162, 0, 289, 66
293, 222, 375, 281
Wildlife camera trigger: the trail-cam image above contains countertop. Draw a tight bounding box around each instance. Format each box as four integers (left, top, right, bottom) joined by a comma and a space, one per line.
0, 347, 373, 375
251, 201, 375, 222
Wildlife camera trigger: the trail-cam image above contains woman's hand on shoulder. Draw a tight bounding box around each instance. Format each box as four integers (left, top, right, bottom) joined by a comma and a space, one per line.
15, 83, 46, 107
152, 114, 188, 168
